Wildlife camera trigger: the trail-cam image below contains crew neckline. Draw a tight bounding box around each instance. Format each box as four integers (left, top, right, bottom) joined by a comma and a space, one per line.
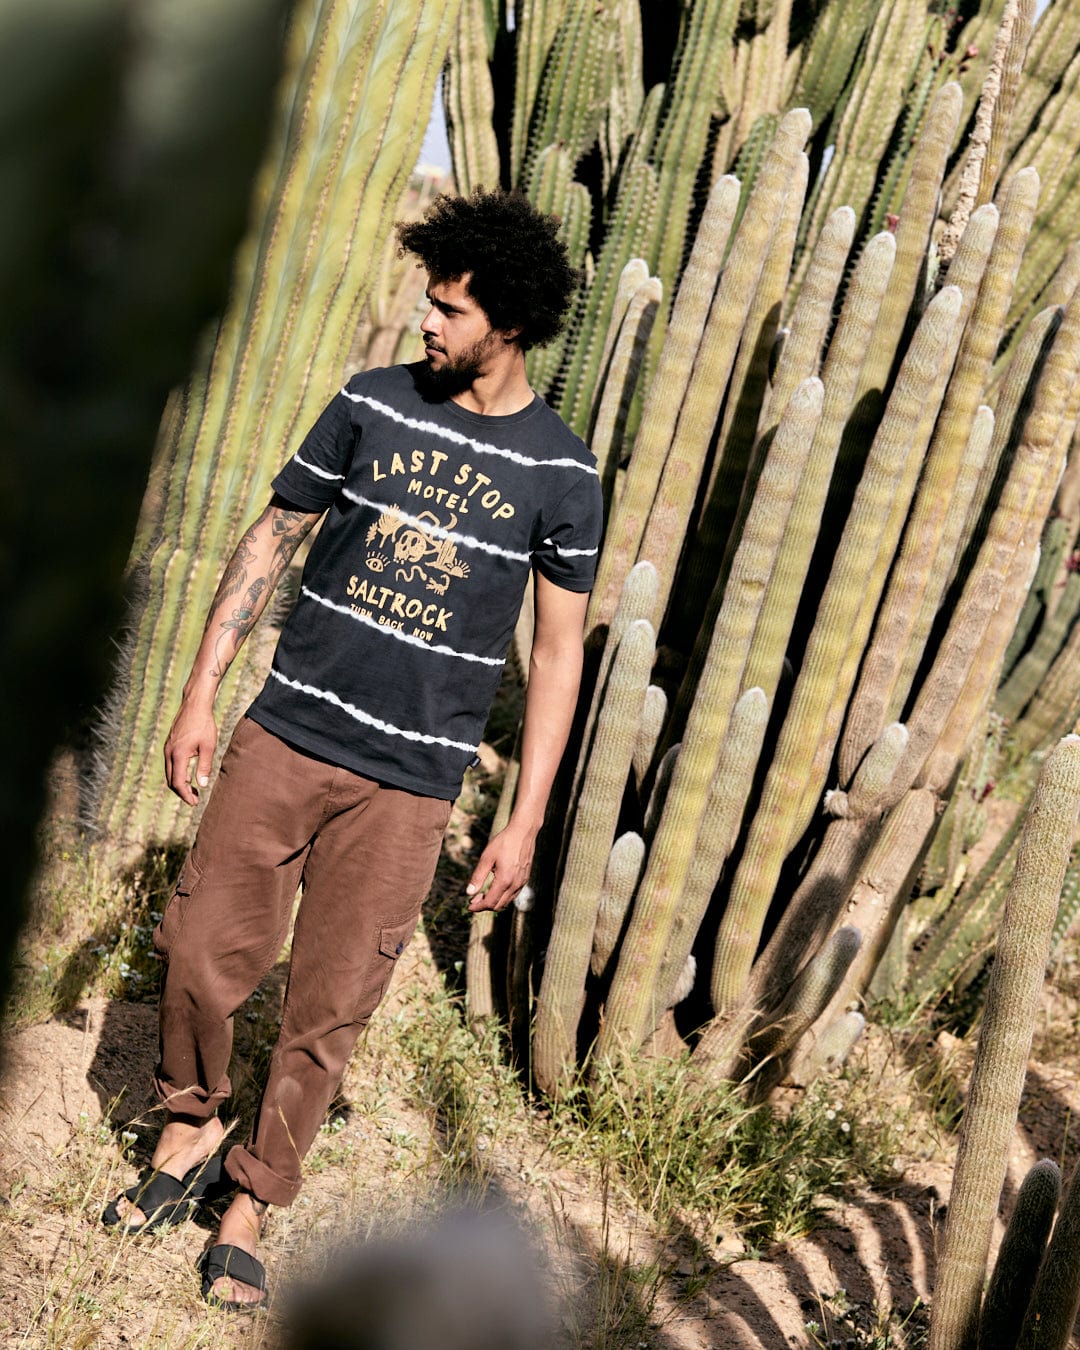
445, 391, 543, 426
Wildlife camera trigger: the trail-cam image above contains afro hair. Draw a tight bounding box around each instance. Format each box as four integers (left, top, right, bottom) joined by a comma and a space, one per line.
396, 189, 579, 351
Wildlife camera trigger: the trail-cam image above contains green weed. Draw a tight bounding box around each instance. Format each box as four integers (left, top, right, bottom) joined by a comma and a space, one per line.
549, 1055, 904, 1248
10, 844, 180, 1026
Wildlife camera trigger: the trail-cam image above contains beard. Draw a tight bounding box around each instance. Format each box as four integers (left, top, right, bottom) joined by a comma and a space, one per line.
414, 332, 498, 401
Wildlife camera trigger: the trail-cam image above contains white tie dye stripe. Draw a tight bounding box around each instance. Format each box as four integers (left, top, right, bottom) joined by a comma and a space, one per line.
267, 668, 478, 752
541, 537, 599, 557
343, 389, 598, 476
293, 452, 345, 482
299, 586, 505, 666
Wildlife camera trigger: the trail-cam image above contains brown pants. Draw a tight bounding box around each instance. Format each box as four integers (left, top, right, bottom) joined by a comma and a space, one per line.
152, 716, 451, 1206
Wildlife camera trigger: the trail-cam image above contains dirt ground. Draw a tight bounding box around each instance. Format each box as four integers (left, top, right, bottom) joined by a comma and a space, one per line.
4, 920, 1080, 1349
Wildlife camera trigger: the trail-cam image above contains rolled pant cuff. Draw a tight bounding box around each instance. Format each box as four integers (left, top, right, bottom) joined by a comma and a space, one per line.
225, 1143, 301, 1208
153, 1075, 229, 1120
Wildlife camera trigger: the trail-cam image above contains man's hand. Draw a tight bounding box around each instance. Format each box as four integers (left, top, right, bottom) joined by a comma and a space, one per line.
164, 697, 218, 806
466, 819, 540, 912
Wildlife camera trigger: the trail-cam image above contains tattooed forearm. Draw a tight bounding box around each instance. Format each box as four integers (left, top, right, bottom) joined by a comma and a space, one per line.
267, 515, 308, 588
212, 531, 258, 607
272, 509, 311, 538
199, 501, 318, 682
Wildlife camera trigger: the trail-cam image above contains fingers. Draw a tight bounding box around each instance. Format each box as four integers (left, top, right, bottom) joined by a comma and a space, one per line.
466, 840, 530, 913
164, 748, 200, 806
163, 720, 217, 806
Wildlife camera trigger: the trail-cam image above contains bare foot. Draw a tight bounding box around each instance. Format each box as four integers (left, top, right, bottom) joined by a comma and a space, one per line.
207, 1192, 269, 1307
113, 1113, 225, 1228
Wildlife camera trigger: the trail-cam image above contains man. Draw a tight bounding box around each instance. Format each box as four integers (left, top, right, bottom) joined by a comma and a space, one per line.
102, 190, 602, 1308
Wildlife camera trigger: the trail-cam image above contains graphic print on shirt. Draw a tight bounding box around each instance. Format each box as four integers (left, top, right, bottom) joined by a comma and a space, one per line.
364, 505, 471, 595
341, 439, 537, 648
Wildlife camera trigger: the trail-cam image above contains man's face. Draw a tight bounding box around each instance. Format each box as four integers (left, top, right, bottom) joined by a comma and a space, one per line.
417, 274, 506, 398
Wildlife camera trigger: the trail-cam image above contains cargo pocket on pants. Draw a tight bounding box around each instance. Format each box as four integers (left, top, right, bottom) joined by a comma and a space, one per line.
153, 853, 205, 961
352, 912, 419, 1024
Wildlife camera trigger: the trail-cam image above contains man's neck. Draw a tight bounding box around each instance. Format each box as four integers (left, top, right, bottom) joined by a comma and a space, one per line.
452, 359, 534, 417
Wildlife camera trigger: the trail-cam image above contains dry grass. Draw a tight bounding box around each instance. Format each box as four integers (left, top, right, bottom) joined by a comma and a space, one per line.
7, 739, 1060, 1348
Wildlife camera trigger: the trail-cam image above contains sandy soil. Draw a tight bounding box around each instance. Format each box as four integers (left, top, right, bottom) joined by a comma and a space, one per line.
4, 920, 1080, 1349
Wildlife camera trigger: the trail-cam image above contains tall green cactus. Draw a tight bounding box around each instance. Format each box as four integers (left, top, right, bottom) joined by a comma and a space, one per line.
534, 617, 656, 1096
1017, 1159, 1080, 1349
588, 174, 740, 629
979, 1158, 1061, 1350
929, 735, 1080, 1350
430, 0, 1080, 1098
711, 282, 966, 1015
597, 376, 824, 1064
443, 0, 500, 195
93, 0, 463, 850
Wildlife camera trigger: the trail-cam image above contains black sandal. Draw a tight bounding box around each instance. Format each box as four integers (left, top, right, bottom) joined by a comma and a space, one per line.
102, 1156, 232, 1234
198, 1243, 269, 1311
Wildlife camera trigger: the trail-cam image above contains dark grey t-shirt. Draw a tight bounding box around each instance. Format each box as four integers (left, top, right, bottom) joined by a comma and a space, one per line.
248, 363, 603, 798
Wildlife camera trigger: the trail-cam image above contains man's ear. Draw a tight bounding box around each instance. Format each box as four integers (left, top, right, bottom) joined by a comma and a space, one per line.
498, 325, 523, 346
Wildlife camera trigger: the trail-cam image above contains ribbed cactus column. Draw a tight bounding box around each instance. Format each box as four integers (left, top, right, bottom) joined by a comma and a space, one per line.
1017, 1159, 1080, 1349
783, 787, 938, 1074
979, 1158, 1061, 1350
693, 722, 913, 1080
739, 231, 897, 698
443, 0, 500, 194
741, 723, 912, 1018
744, 925, 862, 1098
875, 169, 1040, 742
588, 174, 741, 630
634, 107, 813, 628
710, 285, 965, 1016
872, 289, 1080, 815
595, 377, 823, 1062
534, 618, 656, 1097
651, 686, 769, 1018
838, 81, 963, 518
838, 200, 1005, 782
670, 199, 858, 646
929, 735, 1080, 1350
591, 272, 663, 504
94, 0, 462, 850
591, 832, 646, 980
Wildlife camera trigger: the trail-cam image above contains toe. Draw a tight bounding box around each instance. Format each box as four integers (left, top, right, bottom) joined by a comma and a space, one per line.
112, 1195, 146, 1228
211, 1276, 264, 1306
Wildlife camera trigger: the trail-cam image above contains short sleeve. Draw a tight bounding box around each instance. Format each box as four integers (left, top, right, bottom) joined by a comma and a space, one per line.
533, 471, 604, 592
271, 385, 358, 512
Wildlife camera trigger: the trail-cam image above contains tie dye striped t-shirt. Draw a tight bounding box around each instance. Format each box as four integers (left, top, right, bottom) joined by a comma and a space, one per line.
247, 362, 603, 799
